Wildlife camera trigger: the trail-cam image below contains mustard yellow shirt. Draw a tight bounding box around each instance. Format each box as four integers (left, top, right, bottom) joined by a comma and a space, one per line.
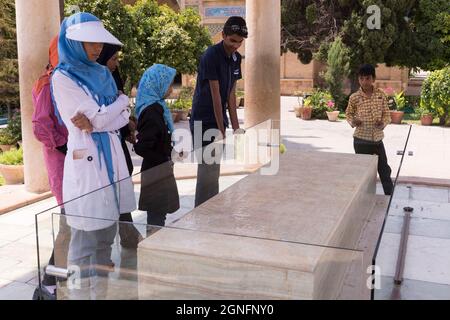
345, 87, 391, 142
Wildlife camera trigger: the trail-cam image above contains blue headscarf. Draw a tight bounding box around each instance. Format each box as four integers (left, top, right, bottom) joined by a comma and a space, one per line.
135, 64, 176, 133
51, 13, 120, 187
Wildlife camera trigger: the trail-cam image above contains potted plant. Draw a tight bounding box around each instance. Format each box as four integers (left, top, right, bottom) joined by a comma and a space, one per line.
172, 98, 191, 121
293, 91, 305, 118
325, 100, 339, 121
0, 147, 24, 185
390, 91, 406, 124
301, 97, 313, 120
0, 129, 16, 152
303, 89, 333, 120
417, 103, 434, 126
0, 111, 22, 152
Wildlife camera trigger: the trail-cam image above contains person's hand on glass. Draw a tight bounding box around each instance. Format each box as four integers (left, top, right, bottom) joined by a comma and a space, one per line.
71, 112, 93, 133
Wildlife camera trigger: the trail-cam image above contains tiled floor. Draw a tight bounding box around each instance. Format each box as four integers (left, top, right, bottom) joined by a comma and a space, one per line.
0, 175, 247, 300
374, 183, 450, 299
1, 97, 450, 299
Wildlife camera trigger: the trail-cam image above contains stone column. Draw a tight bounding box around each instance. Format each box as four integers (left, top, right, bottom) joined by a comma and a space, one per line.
15, 0, 61, 193
244, 0, 280, 129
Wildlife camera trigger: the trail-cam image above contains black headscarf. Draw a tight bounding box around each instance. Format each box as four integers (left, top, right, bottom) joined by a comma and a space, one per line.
97, 43, 124, 92
98, 43, 133, 175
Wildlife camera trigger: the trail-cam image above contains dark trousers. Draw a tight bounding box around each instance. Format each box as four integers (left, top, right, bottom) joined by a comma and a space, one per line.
353, 137, 394, 195
147, 212, 167, 227
191, 125, 223, 207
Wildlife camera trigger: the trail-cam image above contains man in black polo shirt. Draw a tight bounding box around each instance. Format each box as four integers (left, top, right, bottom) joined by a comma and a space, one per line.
190, 16, 247, 207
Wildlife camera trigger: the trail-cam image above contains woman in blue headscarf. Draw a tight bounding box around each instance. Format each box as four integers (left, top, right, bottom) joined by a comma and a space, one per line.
51, 12, 137, 295
134, 64, 180, 231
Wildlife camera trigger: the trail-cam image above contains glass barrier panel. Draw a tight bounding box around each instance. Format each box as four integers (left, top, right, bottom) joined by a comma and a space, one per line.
43, 213, 365, 300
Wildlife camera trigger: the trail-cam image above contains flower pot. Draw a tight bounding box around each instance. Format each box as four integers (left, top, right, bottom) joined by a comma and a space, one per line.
294, 106, 303, 118
326, 110, 340, 122
390, 111, 404, 124
178, 111, 189, 121
301, 107, 312, 120
0, 144, 14, 153
420, 114, 433, 126
0, 164, 24, 185
171, 112, 180, 123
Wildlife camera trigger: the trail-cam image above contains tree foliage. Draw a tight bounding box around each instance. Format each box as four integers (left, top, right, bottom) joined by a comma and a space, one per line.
65, 0, 211, 91
281, 0, 450, 75
323, 36, 350, 111
0, 0, 19, 113
420, 66, 450, 125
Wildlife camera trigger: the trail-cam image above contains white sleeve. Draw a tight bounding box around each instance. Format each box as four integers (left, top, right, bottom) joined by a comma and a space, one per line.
92, 108, 130, 132
52, 71, 130, 132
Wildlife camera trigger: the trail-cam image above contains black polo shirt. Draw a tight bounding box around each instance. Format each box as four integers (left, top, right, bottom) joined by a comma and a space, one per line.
190, 41, 242, 129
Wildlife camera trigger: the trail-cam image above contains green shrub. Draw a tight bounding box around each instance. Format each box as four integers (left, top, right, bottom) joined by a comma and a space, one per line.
171, 98, 192, 111
323, 36, 350, 112
6, 111, 21, 142
0, 128, 16, 145
0, 147, 23, 165
0, 111, 21, 145
415, 104, 433, 117
0, 174, 4, 186
393, 91, 406, 111
421, 66, 450, 125
304, 89, 334, 119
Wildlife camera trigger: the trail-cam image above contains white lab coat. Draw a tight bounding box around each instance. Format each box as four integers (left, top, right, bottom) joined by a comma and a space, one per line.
52, 71, 136, 231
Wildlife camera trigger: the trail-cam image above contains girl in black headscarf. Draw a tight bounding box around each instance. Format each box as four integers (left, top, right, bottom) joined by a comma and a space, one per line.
97, 44, 141, 248
97, 44, 135, 175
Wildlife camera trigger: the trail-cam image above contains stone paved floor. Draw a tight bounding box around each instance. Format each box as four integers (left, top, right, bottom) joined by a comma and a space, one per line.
1, 97, 450, 299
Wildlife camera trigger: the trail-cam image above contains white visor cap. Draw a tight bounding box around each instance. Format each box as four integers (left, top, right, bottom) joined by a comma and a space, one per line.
66, 21, 123, 46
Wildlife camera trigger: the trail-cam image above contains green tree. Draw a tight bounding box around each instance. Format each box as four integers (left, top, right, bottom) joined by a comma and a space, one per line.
131, 1, 211, 76
64, 0, 141, 91
65, 0, 211, 90
281, 0, 450, 91
385, 0, 450, 71
0, 0, 19, 116
323, 36, 350, 111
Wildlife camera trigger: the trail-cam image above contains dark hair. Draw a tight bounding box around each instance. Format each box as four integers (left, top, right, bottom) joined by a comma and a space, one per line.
358, 64, 376, 78
223, 16, 248, 38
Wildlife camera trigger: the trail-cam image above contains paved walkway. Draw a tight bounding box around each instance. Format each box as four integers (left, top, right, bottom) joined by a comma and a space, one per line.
1, 97, 449, 299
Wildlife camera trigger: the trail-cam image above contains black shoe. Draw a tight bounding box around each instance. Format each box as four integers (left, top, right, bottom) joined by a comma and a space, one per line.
119, 223, 143, 249
32, 286, 56, 300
